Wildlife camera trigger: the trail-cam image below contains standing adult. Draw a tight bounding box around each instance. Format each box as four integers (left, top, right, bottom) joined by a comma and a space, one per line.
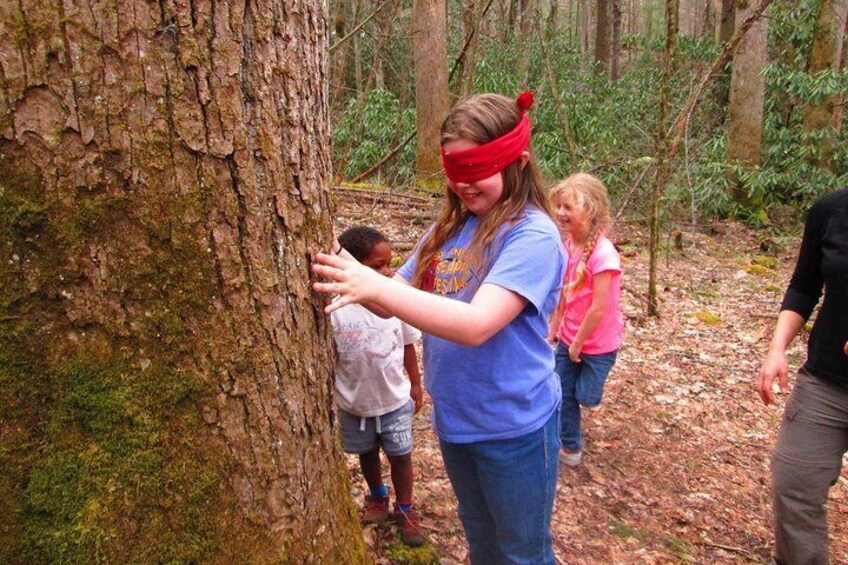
757, 187, 848, 564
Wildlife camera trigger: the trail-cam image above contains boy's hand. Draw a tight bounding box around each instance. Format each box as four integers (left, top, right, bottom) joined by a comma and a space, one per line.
568, 340, 583, 363
410, 384, 424, 414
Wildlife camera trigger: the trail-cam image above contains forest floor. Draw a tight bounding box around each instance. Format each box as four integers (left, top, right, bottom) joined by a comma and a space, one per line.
334, 186, 848, 565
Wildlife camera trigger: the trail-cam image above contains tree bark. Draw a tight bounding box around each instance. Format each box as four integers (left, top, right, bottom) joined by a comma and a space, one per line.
517, 0, 539, 83
801, 0, 848, 170
611, 0, 623, 79
648, 0, 679, 316
726, 0, 769, 214
719, 0, 735, 42
595, 0, 611, 74
703, 0, 715, 38
0, 0, 366, 562
413, 0, 450, 191
458, 0, 483, 98
331, 0, 351, 108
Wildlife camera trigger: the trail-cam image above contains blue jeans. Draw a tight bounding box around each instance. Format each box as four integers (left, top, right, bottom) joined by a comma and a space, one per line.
439, 410, 560, 565
555, 343, 617, 452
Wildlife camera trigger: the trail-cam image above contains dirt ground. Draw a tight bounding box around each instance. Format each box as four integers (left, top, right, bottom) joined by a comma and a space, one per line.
333, 187, 848, 565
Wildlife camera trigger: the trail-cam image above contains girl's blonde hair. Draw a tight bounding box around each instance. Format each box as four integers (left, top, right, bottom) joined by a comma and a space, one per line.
410, 93, 550, 288
550, 173, 612, 294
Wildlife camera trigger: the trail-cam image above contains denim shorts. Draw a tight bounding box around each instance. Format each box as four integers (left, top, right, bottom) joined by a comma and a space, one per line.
340, 400, 414, 456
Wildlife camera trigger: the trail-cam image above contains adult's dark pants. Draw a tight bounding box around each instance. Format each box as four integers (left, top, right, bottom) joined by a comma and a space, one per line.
771, 368, 848, 565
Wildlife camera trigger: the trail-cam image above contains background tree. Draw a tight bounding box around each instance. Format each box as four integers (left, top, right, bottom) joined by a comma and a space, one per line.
648, 0, 679, 316
726, 0, 769, 218
413, 0, 450, 190
595, 0, 612, 74
611, 0, 623, 79
801, 0, 848, 170
0, 0, 366, 562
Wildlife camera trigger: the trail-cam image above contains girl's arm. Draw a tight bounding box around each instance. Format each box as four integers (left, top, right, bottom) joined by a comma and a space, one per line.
568, 271, 613, 361
312, 253, 527, 347
756, 310, 805, 405
403, 343, 423, 414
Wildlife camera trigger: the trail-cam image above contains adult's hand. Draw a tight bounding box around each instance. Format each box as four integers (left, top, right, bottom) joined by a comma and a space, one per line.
757, 349, 789, 405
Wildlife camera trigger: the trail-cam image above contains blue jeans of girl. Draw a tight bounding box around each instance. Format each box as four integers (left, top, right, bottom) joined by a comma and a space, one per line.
554, 343, 617, 452
439, 409, 560, 565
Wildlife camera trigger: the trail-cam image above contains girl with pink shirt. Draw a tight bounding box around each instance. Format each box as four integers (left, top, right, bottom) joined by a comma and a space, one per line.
548, 173, 624, 467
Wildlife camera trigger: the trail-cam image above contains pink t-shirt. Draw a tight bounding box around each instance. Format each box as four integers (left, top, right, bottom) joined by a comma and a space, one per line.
557, 235, 624, 354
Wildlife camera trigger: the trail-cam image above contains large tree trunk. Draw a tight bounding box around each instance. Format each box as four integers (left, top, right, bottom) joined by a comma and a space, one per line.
413, 0, 450, 191
0, 0, 367, 563
801, 0, 848, 170
726, 0, 769, 216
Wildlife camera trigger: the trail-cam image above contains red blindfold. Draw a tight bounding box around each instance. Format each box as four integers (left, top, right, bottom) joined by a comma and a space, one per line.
441, 91, 534, 184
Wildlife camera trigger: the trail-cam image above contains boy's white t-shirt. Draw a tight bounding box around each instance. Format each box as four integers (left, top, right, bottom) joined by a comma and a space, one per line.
331, 304, 421, 418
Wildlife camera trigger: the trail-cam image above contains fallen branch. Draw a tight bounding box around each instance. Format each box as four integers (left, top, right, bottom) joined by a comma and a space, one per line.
697, 539, 756, 559
334, 186, 435, 205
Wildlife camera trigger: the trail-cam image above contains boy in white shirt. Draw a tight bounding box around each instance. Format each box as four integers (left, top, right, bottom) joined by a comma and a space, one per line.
332, 226, 424, 547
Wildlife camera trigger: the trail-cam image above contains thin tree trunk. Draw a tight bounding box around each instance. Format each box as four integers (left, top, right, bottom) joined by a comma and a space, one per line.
413, 0, 450, 190
611, 0, 623, 79
364, 0, 400, 92
703, 0, 715, 38
458, 0, 479, 97
0, 0, 366, 562
719, 0, 735, 42
595, 0, 611, 74
518, 0, 538, 83
582, 0, 593, 53
645, 0, 653, 42
332, 0, 351, 107
648, 0, 678, 316
549, 0, 560, 31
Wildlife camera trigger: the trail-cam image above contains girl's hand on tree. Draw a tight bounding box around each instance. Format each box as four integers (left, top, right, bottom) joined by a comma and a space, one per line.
312, 252, 383, 314
568, 341, 582, 363
757, 349, 789, 406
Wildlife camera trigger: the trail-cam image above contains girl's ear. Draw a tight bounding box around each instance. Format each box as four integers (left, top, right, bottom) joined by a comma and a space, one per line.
517, 151, 530, 170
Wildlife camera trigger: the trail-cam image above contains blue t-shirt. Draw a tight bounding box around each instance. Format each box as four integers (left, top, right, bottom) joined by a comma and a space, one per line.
397, 208, 566, 443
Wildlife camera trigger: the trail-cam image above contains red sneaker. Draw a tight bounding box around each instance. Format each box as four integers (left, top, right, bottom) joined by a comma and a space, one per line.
392, 505, 426, 547
362, 494, 389, 523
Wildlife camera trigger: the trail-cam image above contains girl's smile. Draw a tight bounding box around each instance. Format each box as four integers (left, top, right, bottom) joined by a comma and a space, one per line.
442, 138, 505, 216
554, 193, 591, 242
